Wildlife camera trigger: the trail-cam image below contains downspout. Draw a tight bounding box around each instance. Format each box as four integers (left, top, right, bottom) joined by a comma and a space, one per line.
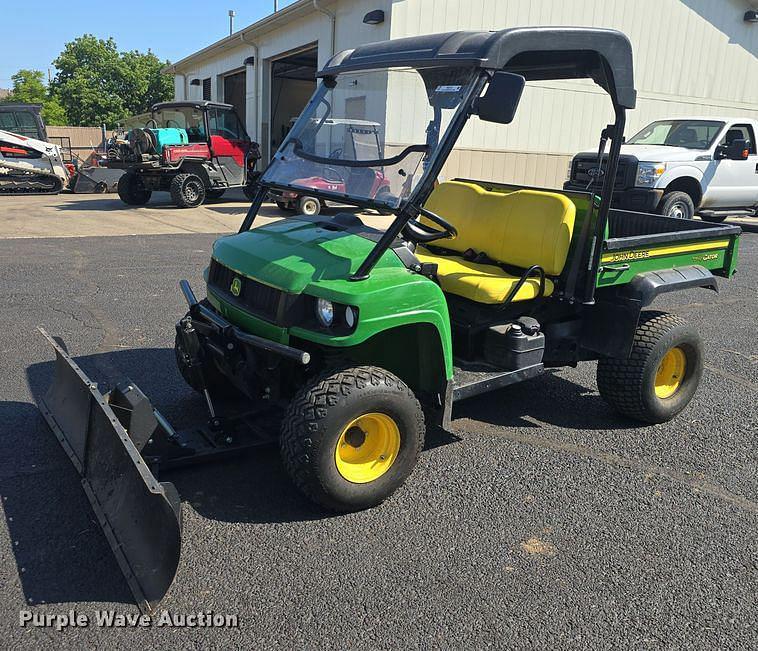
240, 32, 259, 142
313, 0, 336, 56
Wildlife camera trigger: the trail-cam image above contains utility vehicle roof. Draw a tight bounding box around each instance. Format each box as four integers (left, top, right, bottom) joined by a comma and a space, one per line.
0, 103, 43, 113
151, 101, 235, 112
318, 27, 636, 109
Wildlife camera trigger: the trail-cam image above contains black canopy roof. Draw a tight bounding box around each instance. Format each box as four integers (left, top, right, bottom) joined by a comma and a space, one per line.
151, 101, 234, 112
318, 27, 636, 109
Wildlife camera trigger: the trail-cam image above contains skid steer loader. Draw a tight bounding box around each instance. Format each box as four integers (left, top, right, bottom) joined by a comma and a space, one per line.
0, 128, 70, 195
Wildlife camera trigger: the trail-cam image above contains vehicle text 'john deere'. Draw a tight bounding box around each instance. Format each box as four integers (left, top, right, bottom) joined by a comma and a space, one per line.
107, 101, 261, 208
38, 27, 741, 613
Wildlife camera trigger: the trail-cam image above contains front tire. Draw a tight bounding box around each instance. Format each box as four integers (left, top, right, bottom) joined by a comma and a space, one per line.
117, 173, 151, 206
597, 311, 703, 424
280, 366, 425, 512
657, 191, 695, 219
170, 173, 206, 208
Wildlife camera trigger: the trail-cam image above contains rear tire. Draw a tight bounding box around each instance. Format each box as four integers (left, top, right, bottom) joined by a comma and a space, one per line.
117, 173, 151, 206
243, 181, 258, 201
657, 191, 695, 220
298, 196, 321, 216
280, 366, 425, 512
170, 173, 206, 208
597, 311, 703, 424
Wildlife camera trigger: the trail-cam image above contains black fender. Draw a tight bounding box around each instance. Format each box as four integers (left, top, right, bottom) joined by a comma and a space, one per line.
580, 265, 717, 359
618, 265, 718, 306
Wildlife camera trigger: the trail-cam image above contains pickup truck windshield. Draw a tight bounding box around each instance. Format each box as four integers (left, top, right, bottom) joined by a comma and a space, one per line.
262, 66, 479, 209
627, 119, 725, 150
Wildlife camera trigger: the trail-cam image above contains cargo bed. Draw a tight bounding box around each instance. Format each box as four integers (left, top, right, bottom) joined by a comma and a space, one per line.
598, 208, 741, 287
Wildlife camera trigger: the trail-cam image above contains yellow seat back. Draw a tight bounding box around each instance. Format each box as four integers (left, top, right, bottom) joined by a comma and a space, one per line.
423, 181, 576, 276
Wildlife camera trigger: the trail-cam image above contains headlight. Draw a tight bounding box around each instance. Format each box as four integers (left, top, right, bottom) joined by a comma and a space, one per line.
315, 298, 334, 327
635, 162, 666, 187
345, 306, 357, 329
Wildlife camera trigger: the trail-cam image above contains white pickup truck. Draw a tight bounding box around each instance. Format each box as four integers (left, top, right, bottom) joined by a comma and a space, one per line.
565, 117, 758, 222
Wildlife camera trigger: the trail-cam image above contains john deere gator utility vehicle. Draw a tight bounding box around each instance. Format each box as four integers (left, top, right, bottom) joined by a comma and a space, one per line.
38, 28, 741, 613
106, 101, 261, 208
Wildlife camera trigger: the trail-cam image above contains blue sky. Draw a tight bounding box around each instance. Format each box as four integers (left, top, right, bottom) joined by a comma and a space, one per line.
0, 0, 298, 88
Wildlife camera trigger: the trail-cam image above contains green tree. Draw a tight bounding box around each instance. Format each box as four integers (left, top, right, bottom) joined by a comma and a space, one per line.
3, 69, 68, 125
52, 35, 173, 128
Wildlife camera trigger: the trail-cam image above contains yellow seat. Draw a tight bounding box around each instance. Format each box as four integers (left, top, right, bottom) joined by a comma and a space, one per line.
418, 181, 575, 304
415, 249, 554, 303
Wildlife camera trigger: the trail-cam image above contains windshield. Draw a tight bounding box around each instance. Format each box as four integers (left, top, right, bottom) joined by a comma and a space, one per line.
152, 107, 207, 142
627, 119, 725, 150
262, 66, 479, 208
0, 110, 41, 139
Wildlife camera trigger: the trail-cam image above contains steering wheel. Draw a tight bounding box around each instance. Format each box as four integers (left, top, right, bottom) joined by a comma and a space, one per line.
166, 119, 181, 128
404, 206, 457, 243
145, 118, 158, 129
329, 147, 343, 159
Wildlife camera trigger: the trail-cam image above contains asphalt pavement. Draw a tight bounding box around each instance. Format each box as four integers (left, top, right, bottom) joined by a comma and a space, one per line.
0, 203, 755, 649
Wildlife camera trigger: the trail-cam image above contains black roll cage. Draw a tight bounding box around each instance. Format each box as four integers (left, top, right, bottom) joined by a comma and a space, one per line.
239, 27, 636, 305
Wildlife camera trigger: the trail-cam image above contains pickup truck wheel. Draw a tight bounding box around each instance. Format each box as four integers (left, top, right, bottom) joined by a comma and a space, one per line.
597, 311, 703, 424
117, 173, 151, 206
658, 191, 695, 219
280, 366, 425, 512
170, 173, 206, 208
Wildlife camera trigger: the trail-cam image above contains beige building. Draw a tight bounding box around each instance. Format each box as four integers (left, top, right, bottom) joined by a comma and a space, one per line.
166, 0, 758, 188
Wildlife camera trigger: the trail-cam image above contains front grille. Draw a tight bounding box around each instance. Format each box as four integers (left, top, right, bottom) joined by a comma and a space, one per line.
208, 259, 282, 321
571, 156, 631, 190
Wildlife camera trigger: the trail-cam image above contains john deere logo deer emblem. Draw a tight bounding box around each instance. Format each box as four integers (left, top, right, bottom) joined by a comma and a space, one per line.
230, 277, 242, 297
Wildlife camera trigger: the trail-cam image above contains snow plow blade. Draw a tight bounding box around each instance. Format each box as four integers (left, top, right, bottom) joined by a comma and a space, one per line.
36, 328, 181, 614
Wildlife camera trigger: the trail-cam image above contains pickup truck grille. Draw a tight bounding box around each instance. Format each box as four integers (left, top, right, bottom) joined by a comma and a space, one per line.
570, 156, 634, 190
208, 259, 281, 321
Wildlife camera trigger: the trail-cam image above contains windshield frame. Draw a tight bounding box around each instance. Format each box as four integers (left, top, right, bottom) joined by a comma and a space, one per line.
259, 66, 485, 213
626, 119, 726, 150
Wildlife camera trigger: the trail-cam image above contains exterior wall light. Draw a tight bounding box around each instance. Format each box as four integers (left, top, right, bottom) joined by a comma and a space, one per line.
363, 10, 385, 25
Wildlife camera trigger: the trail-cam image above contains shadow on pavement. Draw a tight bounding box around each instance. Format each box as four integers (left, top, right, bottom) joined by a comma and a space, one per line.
9, 344, 619, 609
0, 400, 134, 609
452, 370, 638, 431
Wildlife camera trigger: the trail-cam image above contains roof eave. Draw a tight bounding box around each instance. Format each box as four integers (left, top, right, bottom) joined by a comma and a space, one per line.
163, 0, 317, 74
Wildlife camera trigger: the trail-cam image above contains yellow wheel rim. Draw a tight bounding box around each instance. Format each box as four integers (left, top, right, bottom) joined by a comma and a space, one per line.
335, 413, 401, 484
655, 346, 687, 399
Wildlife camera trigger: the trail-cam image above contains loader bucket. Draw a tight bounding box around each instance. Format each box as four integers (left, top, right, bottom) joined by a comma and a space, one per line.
35, 328, 181, 614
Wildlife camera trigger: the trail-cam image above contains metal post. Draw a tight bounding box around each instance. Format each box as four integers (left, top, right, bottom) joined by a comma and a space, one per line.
228, 9, 236, 36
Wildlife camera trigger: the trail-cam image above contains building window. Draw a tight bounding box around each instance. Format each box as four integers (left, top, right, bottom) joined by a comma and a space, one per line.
202, 78, 212, 101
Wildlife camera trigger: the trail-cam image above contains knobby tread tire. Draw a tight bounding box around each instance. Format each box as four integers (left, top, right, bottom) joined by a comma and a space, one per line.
170, 173, 205, 208
597, 311, 702, 424
280, 366, 425, 512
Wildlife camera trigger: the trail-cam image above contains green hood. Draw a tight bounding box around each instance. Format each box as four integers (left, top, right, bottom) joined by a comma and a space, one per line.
212, 218, 405, 294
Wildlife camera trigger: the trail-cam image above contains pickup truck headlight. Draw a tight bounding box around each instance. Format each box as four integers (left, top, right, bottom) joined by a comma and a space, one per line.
635, 162, 666, 187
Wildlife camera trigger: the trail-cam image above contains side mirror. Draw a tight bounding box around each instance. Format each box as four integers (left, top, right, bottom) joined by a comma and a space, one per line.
474, 72, 525, 124
716, 138, 750, 161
